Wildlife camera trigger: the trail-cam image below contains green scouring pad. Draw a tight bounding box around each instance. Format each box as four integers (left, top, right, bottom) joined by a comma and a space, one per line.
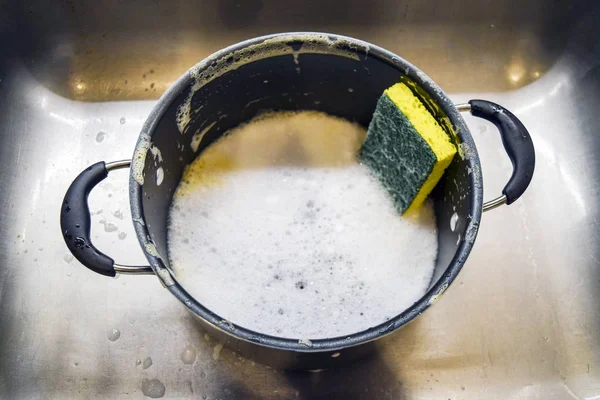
359, 82, 457, 215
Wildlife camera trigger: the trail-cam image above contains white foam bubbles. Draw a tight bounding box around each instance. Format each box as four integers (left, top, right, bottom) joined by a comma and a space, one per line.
167, 111, 438, 339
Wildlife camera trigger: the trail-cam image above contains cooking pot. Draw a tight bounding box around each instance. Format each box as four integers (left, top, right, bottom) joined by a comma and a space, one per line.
60, 32, 535, 370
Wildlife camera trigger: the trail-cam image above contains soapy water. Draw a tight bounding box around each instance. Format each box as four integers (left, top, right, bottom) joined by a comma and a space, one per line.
167, 111, 438, 339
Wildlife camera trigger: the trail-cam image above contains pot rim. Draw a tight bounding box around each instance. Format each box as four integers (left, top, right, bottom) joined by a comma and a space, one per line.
129, 31, 483, 352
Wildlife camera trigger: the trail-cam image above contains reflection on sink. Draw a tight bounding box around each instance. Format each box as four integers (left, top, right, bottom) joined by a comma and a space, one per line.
5, 0, 586, 101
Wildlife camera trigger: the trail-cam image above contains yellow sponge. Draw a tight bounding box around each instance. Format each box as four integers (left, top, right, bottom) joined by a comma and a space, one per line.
359, 82, 457, 214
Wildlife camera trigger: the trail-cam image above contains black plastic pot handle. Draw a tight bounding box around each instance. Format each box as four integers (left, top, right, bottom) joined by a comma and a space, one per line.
60, 161, 153, 277
460, 100, 535, 211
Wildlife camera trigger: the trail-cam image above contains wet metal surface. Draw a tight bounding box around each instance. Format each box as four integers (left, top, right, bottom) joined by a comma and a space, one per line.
1, 0, 599, 398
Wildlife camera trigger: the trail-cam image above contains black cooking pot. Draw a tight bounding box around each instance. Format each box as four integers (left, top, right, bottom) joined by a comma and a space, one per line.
60, 33, 535, 370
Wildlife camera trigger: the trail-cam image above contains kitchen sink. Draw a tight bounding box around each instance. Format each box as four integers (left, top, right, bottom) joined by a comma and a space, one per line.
1, 0, 599, 398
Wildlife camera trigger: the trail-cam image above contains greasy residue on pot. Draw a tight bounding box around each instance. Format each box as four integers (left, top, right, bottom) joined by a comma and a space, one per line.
176, 101, 192, 134
154, 266, 175, 287
464, 219, 479, 244
243, 95, 274, 109
132, 133, 151, 185
217, 319, 235, 331
132, 217, 145, 226
427, 283, 448, 306
150, 144, 163, 164
293, 52, 301, 74
458, 141, 477, 162
469, 160, 482, 183
416, 70, 445, 102
190, 121, 217, 152
175, 34, 365, 136
143, 242, 176, 286
144, 242, 160, 257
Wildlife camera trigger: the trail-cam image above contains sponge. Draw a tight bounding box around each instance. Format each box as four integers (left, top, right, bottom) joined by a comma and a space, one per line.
359, 82, 457, 214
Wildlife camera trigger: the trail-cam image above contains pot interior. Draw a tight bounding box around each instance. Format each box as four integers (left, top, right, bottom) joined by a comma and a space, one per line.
133, 34, 478, 339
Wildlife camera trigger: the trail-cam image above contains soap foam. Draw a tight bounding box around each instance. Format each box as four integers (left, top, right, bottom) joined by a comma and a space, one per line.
168, 111, 438, 339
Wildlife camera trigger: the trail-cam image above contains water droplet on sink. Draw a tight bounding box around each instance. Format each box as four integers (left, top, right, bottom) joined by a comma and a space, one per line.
118, 232, 127, 240
100, 220, 118, 232
120, 117, 126, 125
212, 344, 223, 360
136, 359, 142, 366
112, 210, 124, 220
142, 357, 153, 369
180, 345, 197, 364
95, 131, 106, 143
108, 329, 121, 341
141, 378, 165, 398
63, 254, 74, 263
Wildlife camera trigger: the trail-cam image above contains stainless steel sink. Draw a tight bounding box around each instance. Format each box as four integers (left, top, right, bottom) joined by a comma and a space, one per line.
1, 0, 599, 398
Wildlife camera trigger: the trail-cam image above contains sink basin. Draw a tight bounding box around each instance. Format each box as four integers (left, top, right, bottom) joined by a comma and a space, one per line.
1, 0, 599, 398
8, 0, 578, 101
